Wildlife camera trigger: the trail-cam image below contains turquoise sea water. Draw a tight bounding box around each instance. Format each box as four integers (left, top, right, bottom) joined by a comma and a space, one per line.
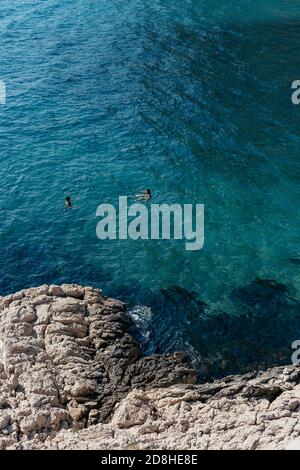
1, 1, 300, 378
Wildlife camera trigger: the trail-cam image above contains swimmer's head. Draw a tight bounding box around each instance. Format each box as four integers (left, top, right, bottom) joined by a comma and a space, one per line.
146, 189, 151, 195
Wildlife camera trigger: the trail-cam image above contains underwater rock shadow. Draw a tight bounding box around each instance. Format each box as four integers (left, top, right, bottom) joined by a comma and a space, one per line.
142, 279, 300, 382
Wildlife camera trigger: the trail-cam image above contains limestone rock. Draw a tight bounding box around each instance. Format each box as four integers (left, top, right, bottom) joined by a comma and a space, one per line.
0, 284, 300, 450
0, 284, 195, 449
23, 365, 300, 450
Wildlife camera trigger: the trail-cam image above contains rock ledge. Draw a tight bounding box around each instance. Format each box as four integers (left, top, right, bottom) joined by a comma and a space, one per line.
0, 284, 299, 450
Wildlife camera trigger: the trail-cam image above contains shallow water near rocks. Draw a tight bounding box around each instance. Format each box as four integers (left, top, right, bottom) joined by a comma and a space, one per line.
0, 1, 300, 378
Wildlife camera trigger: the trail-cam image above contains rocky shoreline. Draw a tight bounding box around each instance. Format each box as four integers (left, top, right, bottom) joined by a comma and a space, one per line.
0, 284, 299, 450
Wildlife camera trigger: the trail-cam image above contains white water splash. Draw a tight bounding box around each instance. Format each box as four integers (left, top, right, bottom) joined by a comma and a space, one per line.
128, 305, 153, 342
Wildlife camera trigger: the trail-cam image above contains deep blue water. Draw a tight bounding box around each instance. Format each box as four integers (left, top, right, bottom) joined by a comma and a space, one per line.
1, 1, 300, 379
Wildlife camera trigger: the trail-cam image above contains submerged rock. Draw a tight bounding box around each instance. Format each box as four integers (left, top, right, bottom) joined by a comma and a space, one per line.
139, 279, 300, 381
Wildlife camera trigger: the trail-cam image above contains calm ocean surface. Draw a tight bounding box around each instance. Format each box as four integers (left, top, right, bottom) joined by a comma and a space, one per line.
1, 1, 300, 379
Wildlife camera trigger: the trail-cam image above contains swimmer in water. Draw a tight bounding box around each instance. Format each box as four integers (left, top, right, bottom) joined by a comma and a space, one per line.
135, 189, 151, 201
65, 195, 72, 208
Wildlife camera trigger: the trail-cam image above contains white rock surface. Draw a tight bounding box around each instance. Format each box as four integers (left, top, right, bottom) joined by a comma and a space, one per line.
0, 284, 195, 450
0, 284, 299, 450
